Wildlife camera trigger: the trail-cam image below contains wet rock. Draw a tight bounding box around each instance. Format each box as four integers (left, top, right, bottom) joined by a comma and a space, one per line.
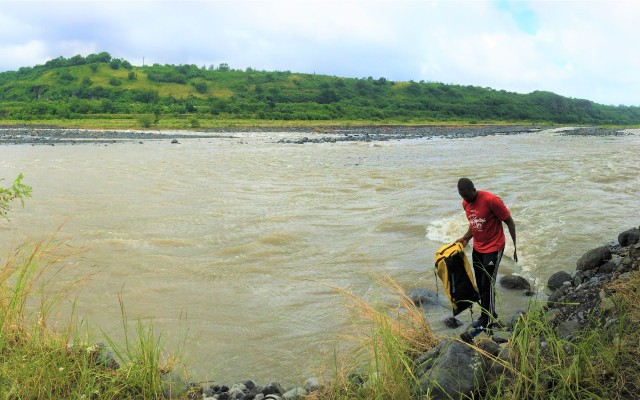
548, 271, 571, 291
576, 245, 611, 271
261, 382, 284, 396
618, 227, 640, 247
443, 316, 463, 328
558, 319, 580, 338
599, 261, 617, 274
499, 274, 531, 290
409, 287, 445, 308
304, 377, 320, 393
414, 338, 492, 399
283, 387, 306, 400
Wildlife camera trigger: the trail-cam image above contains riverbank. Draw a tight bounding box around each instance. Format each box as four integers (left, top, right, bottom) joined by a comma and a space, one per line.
0, 125, 635, 145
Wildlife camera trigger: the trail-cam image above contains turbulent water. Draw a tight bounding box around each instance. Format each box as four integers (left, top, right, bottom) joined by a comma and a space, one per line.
1, 129, 639, 384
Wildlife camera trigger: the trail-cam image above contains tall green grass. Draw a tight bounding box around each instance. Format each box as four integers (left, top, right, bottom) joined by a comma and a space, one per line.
310, 275, 437, 400
0, 232, 178, 399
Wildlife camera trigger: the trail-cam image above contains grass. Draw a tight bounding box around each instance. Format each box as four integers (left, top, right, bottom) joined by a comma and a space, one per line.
308, 274, 437, 400
0, 231, 178, 399
307, 271, 640, 400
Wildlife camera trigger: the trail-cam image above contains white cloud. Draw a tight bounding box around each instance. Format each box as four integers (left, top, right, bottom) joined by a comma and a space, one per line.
0, 0, 639, 105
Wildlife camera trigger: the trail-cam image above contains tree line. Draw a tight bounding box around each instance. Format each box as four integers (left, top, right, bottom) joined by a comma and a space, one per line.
1, 52, 639, 125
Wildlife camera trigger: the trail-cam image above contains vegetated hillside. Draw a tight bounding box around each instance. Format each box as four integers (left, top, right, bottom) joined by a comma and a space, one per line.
1, 52, 639, 125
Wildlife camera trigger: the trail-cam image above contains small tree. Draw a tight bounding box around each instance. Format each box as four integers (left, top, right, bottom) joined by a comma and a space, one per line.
0, 173, 32, 220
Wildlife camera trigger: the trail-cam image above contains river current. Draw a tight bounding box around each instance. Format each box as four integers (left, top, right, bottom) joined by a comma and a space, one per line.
1, 129, 639, 384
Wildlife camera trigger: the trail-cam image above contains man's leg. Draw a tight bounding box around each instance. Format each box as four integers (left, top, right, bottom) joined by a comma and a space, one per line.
472, 249, 504, 327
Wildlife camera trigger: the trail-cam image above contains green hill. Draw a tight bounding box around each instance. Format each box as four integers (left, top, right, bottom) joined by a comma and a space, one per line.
1, 51, 639, 127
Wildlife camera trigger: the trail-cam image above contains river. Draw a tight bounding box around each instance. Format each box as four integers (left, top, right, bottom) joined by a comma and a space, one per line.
0, 128, 638, 385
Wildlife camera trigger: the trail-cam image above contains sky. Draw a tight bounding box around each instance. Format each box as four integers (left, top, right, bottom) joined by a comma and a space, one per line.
0, 0, 638, 106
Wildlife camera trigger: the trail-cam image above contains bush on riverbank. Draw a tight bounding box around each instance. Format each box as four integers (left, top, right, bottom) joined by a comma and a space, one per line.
0, 232, 175, 399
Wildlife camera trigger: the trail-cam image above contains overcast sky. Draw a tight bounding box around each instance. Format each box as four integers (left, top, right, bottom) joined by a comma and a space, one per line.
1, 0, 638, 106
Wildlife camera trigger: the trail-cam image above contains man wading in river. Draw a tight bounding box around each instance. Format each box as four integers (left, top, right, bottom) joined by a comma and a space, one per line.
456, 178, 517, 335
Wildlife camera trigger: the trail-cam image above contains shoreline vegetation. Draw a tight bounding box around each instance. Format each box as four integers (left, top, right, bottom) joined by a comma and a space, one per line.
2, 175, 640, 398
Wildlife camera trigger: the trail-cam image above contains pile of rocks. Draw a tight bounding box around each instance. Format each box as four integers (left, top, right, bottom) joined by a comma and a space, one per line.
162, 374, 321, 400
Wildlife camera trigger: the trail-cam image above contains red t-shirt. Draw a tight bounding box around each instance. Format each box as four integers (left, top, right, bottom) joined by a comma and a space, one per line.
462, 190, 511, 253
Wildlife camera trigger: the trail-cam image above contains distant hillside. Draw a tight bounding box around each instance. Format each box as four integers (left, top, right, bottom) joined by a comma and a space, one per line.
1, 52, 639, 125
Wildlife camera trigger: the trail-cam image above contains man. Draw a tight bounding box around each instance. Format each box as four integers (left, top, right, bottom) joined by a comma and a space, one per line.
456, 178, 517, 333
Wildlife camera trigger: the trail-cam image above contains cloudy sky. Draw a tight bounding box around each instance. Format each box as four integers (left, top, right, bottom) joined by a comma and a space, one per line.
1, 0, 638, 106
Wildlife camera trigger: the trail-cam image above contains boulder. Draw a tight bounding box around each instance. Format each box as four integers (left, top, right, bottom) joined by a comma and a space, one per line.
576, 245, 611, 271
499, 275, 531, 290
283, 387, 307, 400
547, 271, 571, 291
409, 288, 445, 308
304, 377, 320, 393
262, 382, 284, 396
414, 338, 493, 399
443, 317, 463, 328
618, 227, 640, 247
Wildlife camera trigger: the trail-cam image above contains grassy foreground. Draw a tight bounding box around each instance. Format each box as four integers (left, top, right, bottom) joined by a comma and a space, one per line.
0, 232, 176, 399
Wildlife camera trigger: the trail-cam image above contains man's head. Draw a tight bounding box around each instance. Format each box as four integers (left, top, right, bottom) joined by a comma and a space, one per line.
457, 178, 477, 203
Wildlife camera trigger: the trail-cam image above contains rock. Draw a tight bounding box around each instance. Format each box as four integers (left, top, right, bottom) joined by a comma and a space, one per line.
414, 338, 489, 399
546, 288, 565, 306
618, 227, 640, 247
558, 319, 580, 338
499, 274, 531, 290
304, 377, 320, 393
409, 288, 444, 308
576, 245, 611, 271
547, 271, 571, 291
283, 387, 306, 400
443, 316, 463, 328
242, 380, 257, 391
491, 333, 509, 344
599, 261, 616, 274
229, 383, 247, 398
161, 372, 189, 399
261, 382, 284, 396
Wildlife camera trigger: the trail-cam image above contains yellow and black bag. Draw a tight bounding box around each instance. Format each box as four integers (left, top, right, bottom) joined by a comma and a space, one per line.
434, 242, 479, 316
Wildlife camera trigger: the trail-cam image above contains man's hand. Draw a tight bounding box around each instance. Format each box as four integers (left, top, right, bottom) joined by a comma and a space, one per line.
455, 237, 469, 247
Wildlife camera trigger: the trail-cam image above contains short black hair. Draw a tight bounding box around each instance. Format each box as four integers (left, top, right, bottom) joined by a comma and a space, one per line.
457, 178, 475, 190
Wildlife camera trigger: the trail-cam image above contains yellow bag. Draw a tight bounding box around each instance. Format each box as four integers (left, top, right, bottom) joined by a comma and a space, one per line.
434, 242, 479, 316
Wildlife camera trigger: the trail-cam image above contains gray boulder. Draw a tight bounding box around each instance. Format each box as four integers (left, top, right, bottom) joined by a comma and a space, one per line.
304, 377, 320, 393
499, 275, 531, 290
576, 245, 611, 271
547, 271, 571, 291
618, 227, 640, 247
262, 382, 285, 396
409, 288, 445, 308
283, 387, 307, 400
413, 338, 494, 399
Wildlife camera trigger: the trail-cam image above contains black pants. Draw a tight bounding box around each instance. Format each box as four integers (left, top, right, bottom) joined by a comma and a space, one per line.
472, 247, 504, 326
